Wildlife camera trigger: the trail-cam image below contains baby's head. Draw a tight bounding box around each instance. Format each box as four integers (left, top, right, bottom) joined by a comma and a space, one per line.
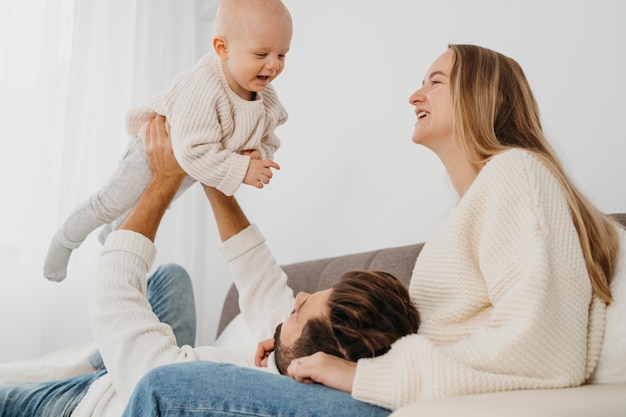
213, 0, 293, 100
273, 270, 420, 375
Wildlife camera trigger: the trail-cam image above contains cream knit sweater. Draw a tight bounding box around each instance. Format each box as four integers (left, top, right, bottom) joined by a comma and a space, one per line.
352, 149, 609, 410
126, 53, 288, 196
72, 225, 294, 417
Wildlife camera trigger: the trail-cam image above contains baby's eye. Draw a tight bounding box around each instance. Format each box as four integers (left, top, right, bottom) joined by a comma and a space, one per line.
278, 54, 286, 60
255, 53, 268, 58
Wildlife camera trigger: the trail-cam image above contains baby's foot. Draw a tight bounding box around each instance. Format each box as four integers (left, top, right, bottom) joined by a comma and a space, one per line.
43, 233, 73, 282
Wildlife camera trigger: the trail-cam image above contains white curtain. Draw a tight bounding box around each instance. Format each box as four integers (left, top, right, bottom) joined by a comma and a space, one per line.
0, 0, 226, 362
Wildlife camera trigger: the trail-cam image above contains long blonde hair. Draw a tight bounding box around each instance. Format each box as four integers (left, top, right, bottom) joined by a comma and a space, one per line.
448, 43, 619, 303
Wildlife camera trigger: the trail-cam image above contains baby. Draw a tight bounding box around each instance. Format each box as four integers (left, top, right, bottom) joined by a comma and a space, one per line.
44, 0, 292, 281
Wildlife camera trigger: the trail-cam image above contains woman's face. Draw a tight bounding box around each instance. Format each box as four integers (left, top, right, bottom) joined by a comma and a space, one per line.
408, 49, 454, 151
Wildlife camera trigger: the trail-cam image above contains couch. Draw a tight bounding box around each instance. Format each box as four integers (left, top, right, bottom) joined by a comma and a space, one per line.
218, 213, 626, 417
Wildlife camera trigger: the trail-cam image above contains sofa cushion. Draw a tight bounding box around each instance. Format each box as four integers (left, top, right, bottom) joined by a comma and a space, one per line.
388, 383, 626, 417
217, 214, 626, 342
217, 243, 423, 336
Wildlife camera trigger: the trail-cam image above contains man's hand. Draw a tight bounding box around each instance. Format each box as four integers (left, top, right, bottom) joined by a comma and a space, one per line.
286, 352, 357, 393
119, 115, 186, 241
254, 338, 275, 367
144, 115, 187, 183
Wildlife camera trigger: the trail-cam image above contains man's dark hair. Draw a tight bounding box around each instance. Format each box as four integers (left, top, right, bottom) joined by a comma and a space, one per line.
273, 270, 420, 374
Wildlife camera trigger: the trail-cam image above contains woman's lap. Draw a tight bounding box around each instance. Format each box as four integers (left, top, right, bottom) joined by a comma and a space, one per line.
123, 361, 391, 417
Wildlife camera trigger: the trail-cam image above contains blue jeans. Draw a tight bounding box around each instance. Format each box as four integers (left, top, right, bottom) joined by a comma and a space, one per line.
0, 264, 196, 417
123, 361, 392, 417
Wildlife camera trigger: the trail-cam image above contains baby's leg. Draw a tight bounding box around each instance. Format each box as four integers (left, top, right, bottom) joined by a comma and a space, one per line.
97, 174, 196, 244
44, 136, 152, 281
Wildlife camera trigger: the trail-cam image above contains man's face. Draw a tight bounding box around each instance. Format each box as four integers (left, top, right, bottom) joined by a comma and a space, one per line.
279, 289, 331, 348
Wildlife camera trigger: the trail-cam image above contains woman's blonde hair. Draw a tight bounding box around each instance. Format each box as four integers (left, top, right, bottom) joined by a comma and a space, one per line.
448, 43, 619, 303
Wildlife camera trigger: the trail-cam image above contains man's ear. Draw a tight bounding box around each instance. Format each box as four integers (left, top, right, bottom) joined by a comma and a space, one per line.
213, 36, 228, 60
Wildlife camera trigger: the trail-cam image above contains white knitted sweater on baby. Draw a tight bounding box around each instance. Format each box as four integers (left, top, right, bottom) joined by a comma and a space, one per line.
126, 53, 288, 196
352, 149, 609, 410
71, 225, 294, 417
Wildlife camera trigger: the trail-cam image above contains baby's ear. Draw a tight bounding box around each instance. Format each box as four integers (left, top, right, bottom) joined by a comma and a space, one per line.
213, 36, 228, 59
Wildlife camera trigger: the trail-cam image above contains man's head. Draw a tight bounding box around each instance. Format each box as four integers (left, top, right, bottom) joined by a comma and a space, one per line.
273, 270, 420, 374
212, 0, 293, 100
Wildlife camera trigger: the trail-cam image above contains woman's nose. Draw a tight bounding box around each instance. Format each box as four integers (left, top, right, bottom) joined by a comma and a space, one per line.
408, 88, 425, 105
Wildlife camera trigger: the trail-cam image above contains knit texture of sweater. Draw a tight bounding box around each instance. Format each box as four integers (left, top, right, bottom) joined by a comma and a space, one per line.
352, 149, 608, 410
126, 53, 288, 196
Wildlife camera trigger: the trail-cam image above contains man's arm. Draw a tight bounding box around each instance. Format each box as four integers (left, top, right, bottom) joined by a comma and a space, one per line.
119, 116, 187, 241
202, 185, 250, 242
202, 150, 278, 242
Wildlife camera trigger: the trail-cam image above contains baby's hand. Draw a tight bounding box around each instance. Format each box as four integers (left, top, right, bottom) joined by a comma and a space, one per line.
255, 338, 275, 367
243, 158, 280, 188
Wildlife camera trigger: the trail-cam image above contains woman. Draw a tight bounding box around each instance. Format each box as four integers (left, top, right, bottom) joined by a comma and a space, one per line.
122, 44, 624, 416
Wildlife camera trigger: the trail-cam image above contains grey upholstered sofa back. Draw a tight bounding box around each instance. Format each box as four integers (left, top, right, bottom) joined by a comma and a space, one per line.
217, 213, 626, 337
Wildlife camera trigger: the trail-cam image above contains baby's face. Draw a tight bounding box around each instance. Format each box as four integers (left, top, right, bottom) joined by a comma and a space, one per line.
221, 14, 292, 100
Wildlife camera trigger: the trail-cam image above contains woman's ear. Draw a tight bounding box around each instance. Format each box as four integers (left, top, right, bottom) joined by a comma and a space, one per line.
213, 36, 228, 60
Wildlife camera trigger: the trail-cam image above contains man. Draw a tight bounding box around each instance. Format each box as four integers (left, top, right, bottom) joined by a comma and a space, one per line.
0, 116, 418, 417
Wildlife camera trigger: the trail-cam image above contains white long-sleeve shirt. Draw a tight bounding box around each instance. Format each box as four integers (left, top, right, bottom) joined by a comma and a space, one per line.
352, 149, 617, 410
126, 53, 288, 196
72, 225, 294, 417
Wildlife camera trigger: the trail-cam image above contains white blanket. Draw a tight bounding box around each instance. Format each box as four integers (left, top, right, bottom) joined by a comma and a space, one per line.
0, 341, 97, 384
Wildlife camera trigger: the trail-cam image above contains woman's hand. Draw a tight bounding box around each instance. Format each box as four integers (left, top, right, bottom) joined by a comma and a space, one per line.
287, 351, 357, 393
254, 338, 274, 367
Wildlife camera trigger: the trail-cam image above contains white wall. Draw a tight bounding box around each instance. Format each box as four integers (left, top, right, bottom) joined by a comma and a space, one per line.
235, 0, 626, 262
203, 0, 626, 345
2, 0, 625, 362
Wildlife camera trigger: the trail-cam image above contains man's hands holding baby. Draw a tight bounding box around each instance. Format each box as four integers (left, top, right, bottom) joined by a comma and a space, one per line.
241, 150, 280, 188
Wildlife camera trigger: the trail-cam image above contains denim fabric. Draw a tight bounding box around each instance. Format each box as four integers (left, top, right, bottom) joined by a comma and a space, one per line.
88, 263, 197, 369
147, 263, 197, 347
0, 368, 107, 417
0, 263, 195, 417
123, 361, 392, 417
